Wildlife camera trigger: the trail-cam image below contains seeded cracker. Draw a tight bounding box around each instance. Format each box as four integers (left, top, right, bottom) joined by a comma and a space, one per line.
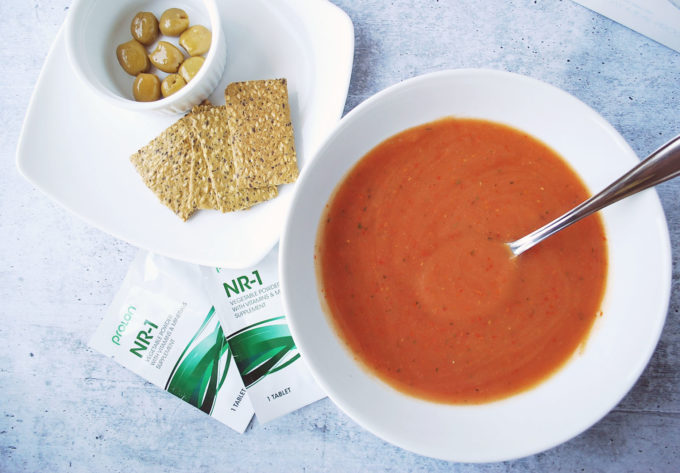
187, 104, 219, 210
130, 118, 188, 184
224, 79, 299, 188
188, 133, 218, 210
130, 116, 196, 221
190, 106, 278, 212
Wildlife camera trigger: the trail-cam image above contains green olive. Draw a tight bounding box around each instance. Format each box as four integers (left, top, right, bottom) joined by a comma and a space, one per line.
179, 25, 211, 56
132, 73, 161, 102
159, 8, 189, 36
148, 41, 185, 73
161, 74, 187, 97
116, 39, 149, 76
130, 12, 159, 46
178, 56, 205, 83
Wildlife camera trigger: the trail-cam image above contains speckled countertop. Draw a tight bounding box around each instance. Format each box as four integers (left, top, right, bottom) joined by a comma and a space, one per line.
1, 1, 679, 471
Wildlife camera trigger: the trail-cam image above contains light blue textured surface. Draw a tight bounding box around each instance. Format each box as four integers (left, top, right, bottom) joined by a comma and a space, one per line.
1, 1, 679, 471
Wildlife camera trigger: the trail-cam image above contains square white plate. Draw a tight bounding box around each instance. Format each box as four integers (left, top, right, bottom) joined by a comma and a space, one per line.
17, 0, 354, 268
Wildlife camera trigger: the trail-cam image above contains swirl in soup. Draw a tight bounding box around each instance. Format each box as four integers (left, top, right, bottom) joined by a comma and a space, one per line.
316, 118, 607, 404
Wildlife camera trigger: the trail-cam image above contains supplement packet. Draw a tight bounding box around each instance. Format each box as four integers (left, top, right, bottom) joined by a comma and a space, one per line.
89, 251, 254, 433
201, 246, 326, 423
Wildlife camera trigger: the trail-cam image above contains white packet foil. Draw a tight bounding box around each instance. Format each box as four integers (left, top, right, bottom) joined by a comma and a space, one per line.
89, 251, 254, 433
202, 246, 326, 423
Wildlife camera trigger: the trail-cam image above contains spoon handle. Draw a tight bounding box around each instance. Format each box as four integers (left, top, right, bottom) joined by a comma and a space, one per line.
508, 134, 680, 257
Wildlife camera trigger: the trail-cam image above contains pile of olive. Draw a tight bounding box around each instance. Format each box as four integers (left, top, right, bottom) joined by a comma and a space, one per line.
115, 8, 212, 102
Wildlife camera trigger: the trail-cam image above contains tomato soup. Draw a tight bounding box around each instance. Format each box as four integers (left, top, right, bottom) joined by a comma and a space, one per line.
316, 118, 607, 404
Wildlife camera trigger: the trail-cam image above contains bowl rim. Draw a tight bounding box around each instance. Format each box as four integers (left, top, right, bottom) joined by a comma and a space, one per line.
280, 68, 672, 462
64, 0, 224, 113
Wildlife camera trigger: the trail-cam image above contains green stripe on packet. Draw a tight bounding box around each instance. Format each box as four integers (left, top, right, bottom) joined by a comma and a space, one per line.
89, 251, 254, 433
202, 246, 326, 423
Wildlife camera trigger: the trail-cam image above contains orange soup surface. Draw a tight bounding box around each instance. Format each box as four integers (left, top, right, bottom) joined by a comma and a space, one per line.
316, 118, 607, 404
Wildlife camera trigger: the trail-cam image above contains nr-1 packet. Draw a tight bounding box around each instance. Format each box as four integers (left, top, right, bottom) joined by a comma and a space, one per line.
201, 246, 326, 423
90, 251, 254, 433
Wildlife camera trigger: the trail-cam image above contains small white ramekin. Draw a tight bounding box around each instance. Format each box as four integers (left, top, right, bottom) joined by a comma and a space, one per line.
65, 0, 226, 115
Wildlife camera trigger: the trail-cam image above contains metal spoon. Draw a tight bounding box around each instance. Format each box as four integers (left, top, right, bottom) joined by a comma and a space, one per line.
507, 134, 680, 257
